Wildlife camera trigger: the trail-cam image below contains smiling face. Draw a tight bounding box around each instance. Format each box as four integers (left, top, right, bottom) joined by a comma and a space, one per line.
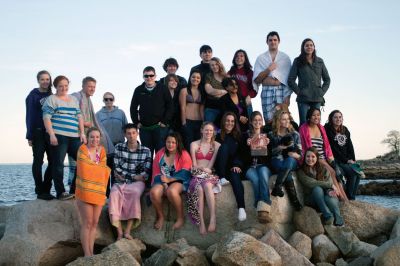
226, 80, 238, 94
332, 112, 343, 127
166, 136, 177, 153
267, 35, 280, 51
168, 77, 178, 90
251, 114, 264, 130
309, 110, 321, 125
224, 115, 236, 133
38, 73, 51, 90
83, 81, 96, 97
200, 49, 212, 63
166, 64, 177, 75
190, 72, 201, 86
201, 124, 215, 141
234, 51, 245, 67
305, 150, 318, 167
279, 113, 291, 129
303, 40, 315, 56
210, 60, 220, 74
143, 70, 156, 87
103, 93, 114, 108
125, 127, 138, 144
88, 130, 101, 148
56, 78, 69, 96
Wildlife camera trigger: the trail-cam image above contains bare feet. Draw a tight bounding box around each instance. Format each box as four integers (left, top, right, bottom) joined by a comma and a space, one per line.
199, 222, 207, 235
154, 216, 164, 230
208, 217, 216, 233
117, 227, 123, 240
172, 218, 184, 230
123, 233, 133, 240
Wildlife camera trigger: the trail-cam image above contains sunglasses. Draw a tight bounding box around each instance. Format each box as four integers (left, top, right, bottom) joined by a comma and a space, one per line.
143, 74, 155, 78
104, 98, 114, 102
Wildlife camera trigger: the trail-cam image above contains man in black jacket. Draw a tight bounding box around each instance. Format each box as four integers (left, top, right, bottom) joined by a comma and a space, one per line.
130, 66, 173, 157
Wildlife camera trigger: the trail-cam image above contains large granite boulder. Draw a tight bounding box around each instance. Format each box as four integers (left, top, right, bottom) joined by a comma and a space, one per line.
340, 201, 400, 241
293, 206, 324, 238
260, 229, 313, 266
312, 234, 341, 264
102, 238, 145, 263
67, 249, 139, 266
0, 205, 11, 240
390, 217, 400, 239
288, 231, 312, 259
132, 178, 303, 249
370, 237, 400, 266
0, 200, 114, 266
212, 231, 282, 266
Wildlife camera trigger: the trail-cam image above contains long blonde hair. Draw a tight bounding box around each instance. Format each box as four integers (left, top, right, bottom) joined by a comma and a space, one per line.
210, 57, 227, 77
272, 110, 294, 135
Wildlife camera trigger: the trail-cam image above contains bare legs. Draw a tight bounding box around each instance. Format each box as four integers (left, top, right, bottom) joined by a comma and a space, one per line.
197, 183, 217, 235
76, 200, 102, 257
150, 183, 184, 230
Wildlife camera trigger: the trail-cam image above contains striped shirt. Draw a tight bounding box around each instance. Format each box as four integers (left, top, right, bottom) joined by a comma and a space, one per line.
42, 95, 82, 137
311, 136, 326, 159
114, 141, 152, 183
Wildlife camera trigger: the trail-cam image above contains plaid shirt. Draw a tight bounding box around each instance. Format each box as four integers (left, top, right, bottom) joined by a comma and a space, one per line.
114, 141, 152, 183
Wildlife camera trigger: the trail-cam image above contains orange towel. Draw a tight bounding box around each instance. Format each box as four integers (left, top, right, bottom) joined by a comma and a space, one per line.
75, 144, 111, 206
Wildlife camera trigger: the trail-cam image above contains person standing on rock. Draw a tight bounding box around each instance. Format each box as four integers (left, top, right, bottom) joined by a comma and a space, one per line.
187, 122, 221, 235
75, 127, 111, 256
26, 70, 55, 200
324, 110, 361, 200
253, 31, 292, 125
108, 123, 151, 240
297, 147, 344, 226
150, 132, 192, 230
268, 110, 303, 211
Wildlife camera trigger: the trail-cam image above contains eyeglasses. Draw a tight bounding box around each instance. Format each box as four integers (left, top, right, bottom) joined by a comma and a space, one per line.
104, 98, 114, 102
143, 74, 155, 78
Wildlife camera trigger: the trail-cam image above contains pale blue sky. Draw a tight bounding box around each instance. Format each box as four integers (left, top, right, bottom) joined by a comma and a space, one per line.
1, 0, 399, 163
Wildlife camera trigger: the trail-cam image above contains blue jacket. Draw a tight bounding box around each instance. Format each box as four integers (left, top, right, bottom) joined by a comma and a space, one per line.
25, 88, 51, 140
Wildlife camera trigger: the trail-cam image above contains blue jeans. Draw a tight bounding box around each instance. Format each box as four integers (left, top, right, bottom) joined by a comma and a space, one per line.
31, 128, 53, 195
307, 186, 343, 225
271, 157, 298, 184
246, 165, 272, 207
181, 119, 202, 151
204, 108, 220, 124
139, 126, 169, 158
338, 162, 360, 200
298, 102, 321, 126
51, 134, 81, 197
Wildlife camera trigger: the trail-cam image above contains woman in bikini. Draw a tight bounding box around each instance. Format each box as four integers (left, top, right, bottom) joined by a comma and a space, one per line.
150, 132, 192, 230
187, 122, 221, 235
179, 70, 204, 150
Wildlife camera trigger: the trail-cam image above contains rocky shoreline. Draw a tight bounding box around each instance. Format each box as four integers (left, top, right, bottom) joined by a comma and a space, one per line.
359, 153, 400, 179
1, 176, 399, 266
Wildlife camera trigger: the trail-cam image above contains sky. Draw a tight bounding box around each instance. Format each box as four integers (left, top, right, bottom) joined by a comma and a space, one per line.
1, 0, 399, 163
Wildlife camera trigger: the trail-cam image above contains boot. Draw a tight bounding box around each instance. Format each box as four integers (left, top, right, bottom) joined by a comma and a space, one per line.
271, 169, 291, 197
284, 180, 303, 211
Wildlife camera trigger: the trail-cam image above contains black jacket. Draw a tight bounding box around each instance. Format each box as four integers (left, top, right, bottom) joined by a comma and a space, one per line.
324, 123, 355, 164
130, 82, 173, 127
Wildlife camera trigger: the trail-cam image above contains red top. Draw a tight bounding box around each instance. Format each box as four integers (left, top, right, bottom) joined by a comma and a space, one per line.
228, 67, 257, 98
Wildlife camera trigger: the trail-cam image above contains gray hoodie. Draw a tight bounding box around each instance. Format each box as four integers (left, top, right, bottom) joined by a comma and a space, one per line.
96, 106, 128, 145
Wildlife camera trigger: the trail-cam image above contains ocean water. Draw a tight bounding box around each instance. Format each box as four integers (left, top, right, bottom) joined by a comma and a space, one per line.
0, 164, 399, 209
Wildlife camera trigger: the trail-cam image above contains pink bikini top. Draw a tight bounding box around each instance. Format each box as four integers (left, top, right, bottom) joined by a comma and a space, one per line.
195, 145, 214, 161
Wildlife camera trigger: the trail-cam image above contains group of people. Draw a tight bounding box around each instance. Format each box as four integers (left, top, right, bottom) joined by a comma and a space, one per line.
25, 31, 364, 257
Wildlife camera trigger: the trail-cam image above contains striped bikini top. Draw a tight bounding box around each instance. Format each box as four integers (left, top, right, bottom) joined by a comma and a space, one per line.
311, 136, 326, 159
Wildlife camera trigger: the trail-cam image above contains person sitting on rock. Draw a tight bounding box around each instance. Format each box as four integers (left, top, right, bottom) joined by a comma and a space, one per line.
324, 110, 361, 200
108, 124, 151, 240
268, 110, 303, 210
297, 147, 344, 226
187, 122, 221, 235
243, 111, 273, 223
150, 132, 192, 230
215, 112, 247, 221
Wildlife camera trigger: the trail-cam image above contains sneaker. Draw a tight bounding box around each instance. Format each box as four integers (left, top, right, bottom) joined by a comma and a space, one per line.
323, 216, 334, 225
238, 208, 247, 221
37, 193, 56, 200
219, 178, 230, 186
58, 192, 74, 201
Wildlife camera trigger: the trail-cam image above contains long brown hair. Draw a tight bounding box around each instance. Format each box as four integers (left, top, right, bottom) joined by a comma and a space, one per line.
220, 112, 241, 142
328, 110, 345, 134
164, 132, 185, 158
301, 147, 325, 181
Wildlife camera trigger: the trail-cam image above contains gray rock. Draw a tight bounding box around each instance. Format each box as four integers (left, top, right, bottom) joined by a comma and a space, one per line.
212, 231, 282, 266
132, 179, 301, 249
67, 249, 139, 266
312, 234, 341, 264
288, 231, 312, 259
205, 243, 217, 261
335, 258, 348, 266
340, 201, 399, 241
324, 225, 359, 256
144, 248, 177, 266
176, 246, 209, 266
316, 263, 334, 266
346, 241, 377, 258
293, 206, 324, 238
370, 237, 400, 266
365, 234, 388, 246
348, 256, 373, 266
260, 229, 313, 266
102, 238, 145, 263
390, 217, 400, 239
